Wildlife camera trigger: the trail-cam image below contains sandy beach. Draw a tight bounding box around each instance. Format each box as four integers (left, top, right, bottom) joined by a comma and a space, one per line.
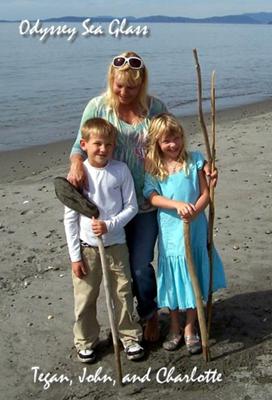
0, 100, 272, 400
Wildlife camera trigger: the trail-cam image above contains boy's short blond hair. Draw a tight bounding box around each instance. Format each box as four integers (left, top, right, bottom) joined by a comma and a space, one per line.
81, 118, 117, 142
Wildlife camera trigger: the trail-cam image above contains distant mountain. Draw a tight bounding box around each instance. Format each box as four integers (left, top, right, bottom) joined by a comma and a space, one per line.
195, 15, 258, 24
43, 15, 116, 23
41, 14, 267, 24
138, 14, 260, 24
244, 12, 272, 23
2, 12, 272, 24
135, 15, 193, 23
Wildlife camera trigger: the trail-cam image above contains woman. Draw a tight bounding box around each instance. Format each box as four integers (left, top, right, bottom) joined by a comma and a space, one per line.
68, 51, 216, 341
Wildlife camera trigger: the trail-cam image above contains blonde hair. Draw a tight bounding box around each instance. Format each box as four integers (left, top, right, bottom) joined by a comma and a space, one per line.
145, 113, 188, 180
81, 118, 117, 142
105, 51, 149, 116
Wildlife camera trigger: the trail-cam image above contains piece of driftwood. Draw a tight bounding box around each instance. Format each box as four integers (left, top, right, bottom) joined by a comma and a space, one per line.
97, 237, 123, 387
183, 222, 210, 362
193, 49, 217, 342
193, 49, 212, 161
207, 71, 216, 337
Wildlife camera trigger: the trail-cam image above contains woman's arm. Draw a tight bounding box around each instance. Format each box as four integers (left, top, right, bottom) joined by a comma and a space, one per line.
67, 154, 86, 187
67, 98, 99, 186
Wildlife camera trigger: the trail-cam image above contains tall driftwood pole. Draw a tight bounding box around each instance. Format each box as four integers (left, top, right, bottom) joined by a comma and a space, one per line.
207, 72, 216, 336
193, 49, 212, 162
97, 237, 123, 387
192, 48, 218, 356
184, 222, 210, 362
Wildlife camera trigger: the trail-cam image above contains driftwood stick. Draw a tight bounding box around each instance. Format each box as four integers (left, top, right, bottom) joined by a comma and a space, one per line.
193, 49, 218, 342
211, 71, 216, 168
183, 222, 210, 362
193, 48, 212, 163
97, 237, 123, 387
207, 71, 216, 337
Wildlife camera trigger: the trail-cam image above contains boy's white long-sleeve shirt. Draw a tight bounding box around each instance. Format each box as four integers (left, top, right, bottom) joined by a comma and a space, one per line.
64, 159, 138, 262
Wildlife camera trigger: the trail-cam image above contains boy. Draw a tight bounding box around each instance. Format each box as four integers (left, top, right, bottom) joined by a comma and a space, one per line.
64, 118, 144, 363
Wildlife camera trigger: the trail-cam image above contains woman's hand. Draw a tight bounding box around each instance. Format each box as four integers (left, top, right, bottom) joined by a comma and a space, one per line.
176, 202, 196, 219
203, 162, 218, 187
67, 155, 87, 188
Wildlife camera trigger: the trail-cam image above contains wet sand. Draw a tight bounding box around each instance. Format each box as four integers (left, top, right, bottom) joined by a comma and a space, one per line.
0, 99, 272, 400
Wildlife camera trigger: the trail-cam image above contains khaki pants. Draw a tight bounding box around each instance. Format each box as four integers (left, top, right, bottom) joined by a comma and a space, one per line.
72, 243, 142, 351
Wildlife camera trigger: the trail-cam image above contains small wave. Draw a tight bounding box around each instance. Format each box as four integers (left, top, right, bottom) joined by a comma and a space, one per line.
169, 90, 262, 110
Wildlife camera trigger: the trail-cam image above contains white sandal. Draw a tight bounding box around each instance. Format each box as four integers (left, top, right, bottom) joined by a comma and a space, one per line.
184, 334, 202, 355
162, 332, 183, 351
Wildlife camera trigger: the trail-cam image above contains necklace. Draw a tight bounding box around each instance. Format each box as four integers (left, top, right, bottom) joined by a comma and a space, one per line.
164, 160, 180, 174
117, 106, 144, 125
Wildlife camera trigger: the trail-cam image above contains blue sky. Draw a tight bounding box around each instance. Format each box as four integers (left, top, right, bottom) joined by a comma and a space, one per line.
1, 0, 272, 20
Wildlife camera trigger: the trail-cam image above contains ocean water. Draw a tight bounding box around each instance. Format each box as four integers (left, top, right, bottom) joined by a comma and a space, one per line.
0, 21, 271, 150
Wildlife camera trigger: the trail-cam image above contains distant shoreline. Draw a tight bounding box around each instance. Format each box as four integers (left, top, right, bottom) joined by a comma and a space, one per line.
0, 97, 271, 155
1, 12, 272, 25
1, 97, 272, 184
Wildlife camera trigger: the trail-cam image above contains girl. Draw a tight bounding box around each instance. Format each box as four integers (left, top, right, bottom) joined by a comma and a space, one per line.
144, 113, 226, 354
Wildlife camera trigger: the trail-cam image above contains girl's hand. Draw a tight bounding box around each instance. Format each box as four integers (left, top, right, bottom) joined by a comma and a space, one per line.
210, 168, 218, 188
91, 218, 108, 236
203, 162, 218, 188
182, 215, 194, 224
72, 260, 87, 279
176, 202, 196, 219
67, 156, 87, 188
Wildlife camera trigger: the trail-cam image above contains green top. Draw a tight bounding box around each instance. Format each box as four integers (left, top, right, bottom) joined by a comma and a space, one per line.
71, 95, 167, 211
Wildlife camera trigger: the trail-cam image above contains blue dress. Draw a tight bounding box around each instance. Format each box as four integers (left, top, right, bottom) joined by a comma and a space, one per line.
143, 151, 226, 310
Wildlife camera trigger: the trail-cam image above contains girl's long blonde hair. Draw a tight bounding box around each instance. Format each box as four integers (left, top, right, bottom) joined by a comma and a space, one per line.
145, 113, 188, 180
105, 51, 149, 116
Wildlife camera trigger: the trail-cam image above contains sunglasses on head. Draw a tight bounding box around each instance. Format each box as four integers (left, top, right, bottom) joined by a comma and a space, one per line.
112, 56, 144, 70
